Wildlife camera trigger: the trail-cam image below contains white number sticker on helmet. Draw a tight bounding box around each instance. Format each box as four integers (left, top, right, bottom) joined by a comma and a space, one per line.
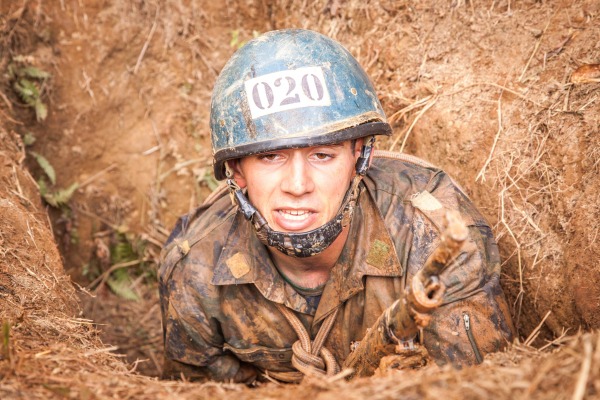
244, 66, 331, 119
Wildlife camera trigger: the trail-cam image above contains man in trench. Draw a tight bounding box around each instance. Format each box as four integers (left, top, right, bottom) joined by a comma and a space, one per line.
159, 29, 515, 384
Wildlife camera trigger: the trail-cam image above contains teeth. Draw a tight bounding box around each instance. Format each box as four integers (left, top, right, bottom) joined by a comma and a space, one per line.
281, 210, 308, 215
279, 210, 311, 221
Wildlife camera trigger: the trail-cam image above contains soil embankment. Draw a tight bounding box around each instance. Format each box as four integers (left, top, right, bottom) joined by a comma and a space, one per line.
1, 1, 599, 398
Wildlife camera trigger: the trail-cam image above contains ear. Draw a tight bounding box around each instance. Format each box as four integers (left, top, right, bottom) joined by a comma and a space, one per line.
353, 139, 363, 159
227, 159, 248, 189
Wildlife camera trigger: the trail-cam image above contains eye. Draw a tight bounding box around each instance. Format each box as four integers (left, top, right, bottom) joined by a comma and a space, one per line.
313, 152, 333, 160
257, 153, 280, 162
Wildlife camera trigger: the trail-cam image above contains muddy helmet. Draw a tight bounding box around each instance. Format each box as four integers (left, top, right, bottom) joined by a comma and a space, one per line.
209, 29, 392, 257
210, 28, 391, 180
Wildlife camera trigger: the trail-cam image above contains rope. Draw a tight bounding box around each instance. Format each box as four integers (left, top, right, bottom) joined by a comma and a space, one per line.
266, 304, 341, 383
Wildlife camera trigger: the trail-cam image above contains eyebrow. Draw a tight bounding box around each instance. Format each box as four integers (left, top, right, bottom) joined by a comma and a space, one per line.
253, 142, 349, 157
313, 143, 347, 149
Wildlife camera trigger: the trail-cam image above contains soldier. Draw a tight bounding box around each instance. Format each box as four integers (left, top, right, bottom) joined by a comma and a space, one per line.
159, 29, 515, 384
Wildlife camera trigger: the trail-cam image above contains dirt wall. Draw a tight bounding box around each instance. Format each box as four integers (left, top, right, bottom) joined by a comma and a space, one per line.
1, 0, 600, 398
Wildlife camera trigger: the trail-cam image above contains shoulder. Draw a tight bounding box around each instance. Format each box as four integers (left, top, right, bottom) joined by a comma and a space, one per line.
368, 150, 469, 199
366, 150, 489, 229
158, 187, 237, 285
367, 153, 499, 287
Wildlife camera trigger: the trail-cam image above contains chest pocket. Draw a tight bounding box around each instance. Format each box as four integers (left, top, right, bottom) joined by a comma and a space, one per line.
224, 344, 293, 371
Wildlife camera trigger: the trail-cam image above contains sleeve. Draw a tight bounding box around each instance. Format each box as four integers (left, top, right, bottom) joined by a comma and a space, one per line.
407, 171, 516, 367
158, 246, 257, 383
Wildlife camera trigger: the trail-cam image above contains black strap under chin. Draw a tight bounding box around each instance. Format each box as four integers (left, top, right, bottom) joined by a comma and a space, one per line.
227, 184, 356, 257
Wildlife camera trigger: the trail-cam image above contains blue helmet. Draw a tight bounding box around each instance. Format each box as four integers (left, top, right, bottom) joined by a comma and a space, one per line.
210, 29, 391, 180
210, 29, 391, 258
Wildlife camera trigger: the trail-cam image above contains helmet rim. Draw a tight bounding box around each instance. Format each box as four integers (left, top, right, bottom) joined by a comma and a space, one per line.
213, 120, 391, 180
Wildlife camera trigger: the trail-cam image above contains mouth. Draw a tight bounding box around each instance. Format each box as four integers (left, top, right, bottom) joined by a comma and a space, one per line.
273, 208, 318, 231
277, 209, 313, 221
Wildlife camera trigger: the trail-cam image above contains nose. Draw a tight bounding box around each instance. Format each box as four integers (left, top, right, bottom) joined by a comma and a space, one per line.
280, 153, 314, 196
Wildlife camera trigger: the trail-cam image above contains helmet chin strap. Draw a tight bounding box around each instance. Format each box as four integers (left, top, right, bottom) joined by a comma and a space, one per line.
225, 136, 375, 258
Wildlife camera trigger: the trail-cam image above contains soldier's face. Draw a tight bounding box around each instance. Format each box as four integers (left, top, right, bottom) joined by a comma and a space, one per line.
230, 140, 361, 233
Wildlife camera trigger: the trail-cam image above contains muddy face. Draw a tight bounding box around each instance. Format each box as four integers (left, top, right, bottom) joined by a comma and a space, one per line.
231, 141, 359, 233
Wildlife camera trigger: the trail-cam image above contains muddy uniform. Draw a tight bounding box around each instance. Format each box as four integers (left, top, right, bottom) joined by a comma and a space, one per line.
159, 153, 515, 382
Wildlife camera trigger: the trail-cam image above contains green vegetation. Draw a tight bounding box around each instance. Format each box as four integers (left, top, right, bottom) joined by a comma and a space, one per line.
28, 148, 79, 208
7, 57, 51, 121
106, 231, 145, 301
85, 228, 156, 301
38, 180, 79, 208
25, 140, 154, 301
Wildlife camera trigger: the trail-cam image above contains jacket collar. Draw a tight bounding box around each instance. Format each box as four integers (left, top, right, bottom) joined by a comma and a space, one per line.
312, 187, 403, 324
211, 212, 314, 313
211, 185, 404, 323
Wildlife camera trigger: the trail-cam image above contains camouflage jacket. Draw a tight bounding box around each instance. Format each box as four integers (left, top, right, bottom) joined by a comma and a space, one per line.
158, 151, 515, 382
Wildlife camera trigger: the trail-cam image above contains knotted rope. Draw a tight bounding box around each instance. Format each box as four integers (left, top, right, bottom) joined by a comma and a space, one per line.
265, 304, 340, 383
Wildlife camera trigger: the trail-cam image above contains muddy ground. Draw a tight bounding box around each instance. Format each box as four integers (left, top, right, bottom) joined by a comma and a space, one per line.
1, 0, 599, 398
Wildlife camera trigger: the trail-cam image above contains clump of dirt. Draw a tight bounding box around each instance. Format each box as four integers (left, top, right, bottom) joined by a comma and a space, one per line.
1, 0, 600, 398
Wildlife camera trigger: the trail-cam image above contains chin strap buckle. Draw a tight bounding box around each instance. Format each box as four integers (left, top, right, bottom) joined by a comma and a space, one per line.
356, 136, 375, 176
227, 178, 256, 221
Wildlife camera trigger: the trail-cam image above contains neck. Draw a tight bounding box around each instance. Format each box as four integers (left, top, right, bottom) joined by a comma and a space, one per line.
269, 227, 349, 290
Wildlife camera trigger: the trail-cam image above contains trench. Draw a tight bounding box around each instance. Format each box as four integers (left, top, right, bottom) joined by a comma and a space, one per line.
2, 1, 600, 392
